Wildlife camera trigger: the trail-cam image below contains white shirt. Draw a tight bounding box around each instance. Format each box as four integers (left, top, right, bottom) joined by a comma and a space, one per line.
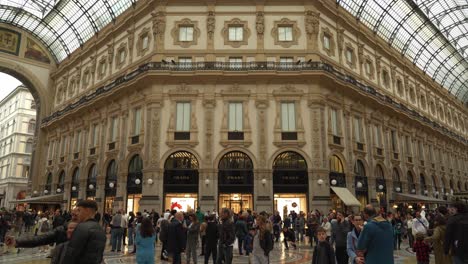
322, 222, 332, 237
121, 214, 129, 228
412, 217, 428, 236
407, 219, 413, 229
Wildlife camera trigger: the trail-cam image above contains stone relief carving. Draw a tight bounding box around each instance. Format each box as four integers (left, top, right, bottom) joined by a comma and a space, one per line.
152, 11, 166, 38
150, 107, 160, 167
207, 11, 215, 39
107, 43, 114, 64
127, 29, 135, 54
256, 11, 264, 35
305, 10, 320, 36
337, 26, 345, 54
357, 43, 364, 65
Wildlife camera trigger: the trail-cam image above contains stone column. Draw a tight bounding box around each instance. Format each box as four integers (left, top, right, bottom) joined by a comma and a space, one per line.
199, 168, 217, 212
255, 5, 265, 61
255, 169, 272, 212
308, 94, 330, 211
205, 5, 216, 61
151, 1, 168, 61
140, 99, 163, 212
95, 174, 105, 216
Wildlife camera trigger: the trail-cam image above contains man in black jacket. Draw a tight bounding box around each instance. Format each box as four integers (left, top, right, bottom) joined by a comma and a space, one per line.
7, 201, 105, 264
167, 212, 187, 264
216, 208, 235, 264
204, 214, 219, 264
444, 202, 468, 264
52, 209, 65, 229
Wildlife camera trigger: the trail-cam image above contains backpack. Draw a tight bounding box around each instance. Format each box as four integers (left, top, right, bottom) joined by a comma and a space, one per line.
259, 231, 274, 256
455, 215, 468, 260
395, 222, 402, 235
40, 220, 50, 233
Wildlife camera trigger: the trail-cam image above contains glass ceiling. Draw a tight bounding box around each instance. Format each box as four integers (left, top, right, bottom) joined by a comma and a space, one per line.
338, 0, 468, 104
0, 0, 137, 61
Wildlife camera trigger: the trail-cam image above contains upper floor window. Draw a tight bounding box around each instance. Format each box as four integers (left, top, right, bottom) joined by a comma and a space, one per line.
374, 125, 382, 147
330, 108, 339, 136
141, 35, 149, 50
281, 102, 296, 132
110, 117, 118, 142
133, 108, 142, 135
91, 124, 99, 147
61, 136, 67, 156
25, 138, 33, 153
405, 136, 412, 156
74, 131, 81, 153
391, 130, 398, 152
279, 57, 294, 69
354, 117, 362, 142
382, 70, 390, 87
176, 102, 191, 132
228, 26, 243, 41
396, 79, 403, 95
323, 34, 331, 50
28, 119, 36, 133
278, 26, 293, 41
179, 26, 194, 42
345, 48, 353, 64
365, 59, 372, 75
418, 141, 424, 160
228, 103, 243, 131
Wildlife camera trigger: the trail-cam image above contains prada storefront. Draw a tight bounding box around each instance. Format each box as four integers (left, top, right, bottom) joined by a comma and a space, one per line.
273, 151, 308, 216
163, 151, 199, 212
218, 151, 254, 214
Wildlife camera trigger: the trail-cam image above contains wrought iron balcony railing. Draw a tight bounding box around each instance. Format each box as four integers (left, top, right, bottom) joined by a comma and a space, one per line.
41, 61, 467, 144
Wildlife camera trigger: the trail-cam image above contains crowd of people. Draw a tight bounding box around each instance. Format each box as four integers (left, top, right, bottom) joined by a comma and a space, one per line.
0, 201, 467, 264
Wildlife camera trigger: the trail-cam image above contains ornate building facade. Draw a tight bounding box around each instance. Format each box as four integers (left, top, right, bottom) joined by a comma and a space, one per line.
0, 86, 36, 208
27, 0, 468, 214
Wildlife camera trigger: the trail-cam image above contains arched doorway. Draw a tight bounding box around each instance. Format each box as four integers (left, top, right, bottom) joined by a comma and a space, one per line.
127, 155, 143, 213
393, 168, 402, 193
57, 171, 65, 194
273, 151, 308, 216
420, 174, 427, 195
330, 155, 346, 210
407, 171, 416, 194
354, 160, 368, 208
44, 173, 52, 195
105, 160, 117, 213
86, 164, 97, 199
375, 165, 387, 209
70, 168, 80, 209
218, 151, 253, 214
163, 151, 199, 212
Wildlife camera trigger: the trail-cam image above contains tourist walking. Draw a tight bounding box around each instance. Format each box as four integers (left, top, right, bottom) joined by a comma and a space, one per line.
444, 202, 468, 264
110, 210, 124, 252
135, 218, 156, 264
412, 211, 429, 237
216, 208, 235, 264
312, 226, 335, 264
50, 221, 78, 264
424, 214, 451, 264
406, 214, 414, 248
346, 214, 364, 264
127, 212, 136, 247
235, 214, 248, 255
204, 214, 219, 264
186, 213, 200, 264
413, 233, 431, 264
158, 212, 170, 261
167, 212, 187, 264
321, 217, 331, 242
250, 215, 273, 264
356, 204, 394, 264
331, 212, 350, 264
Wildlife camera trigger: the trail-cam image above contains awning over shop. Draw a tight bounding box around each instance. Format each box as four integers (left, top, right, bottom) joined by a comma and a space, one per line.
394, 193, 445, 204
9, 194, 63, 204
330, 187, 361, 207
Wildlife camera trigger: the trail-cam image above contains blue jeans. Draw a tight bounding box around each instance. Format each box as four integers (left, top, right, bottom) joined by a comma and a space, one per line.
127, 227, 134, 246
111, 228, 123, 251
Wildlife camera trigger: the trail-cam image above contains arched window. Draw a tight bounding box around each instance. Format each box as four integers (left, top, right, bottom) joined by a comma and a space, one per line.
218, 151, 253, 192
57, 171, 65, 193
354, 160, 365, 177
407, 171, 415, 193
105, 160, 117, 196
420, 174, 427, 195
376, 165, 384, 179
127, 155, 143, 194
164, 151, 199, 192
28, 119, 36, 133
330, 155, 344, 173
25, 138, 33, 153
87, 164, 97, 197
273, 151, 307, 192
71, 168, 80, 198
45, 173, 52, 193
375, 165, 386, 192
393, 168, 402, 192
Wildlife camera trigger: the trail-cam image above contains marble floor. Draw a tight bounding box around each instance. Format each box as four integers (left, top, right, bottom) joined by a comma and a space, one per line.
0, 237, 432, 264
